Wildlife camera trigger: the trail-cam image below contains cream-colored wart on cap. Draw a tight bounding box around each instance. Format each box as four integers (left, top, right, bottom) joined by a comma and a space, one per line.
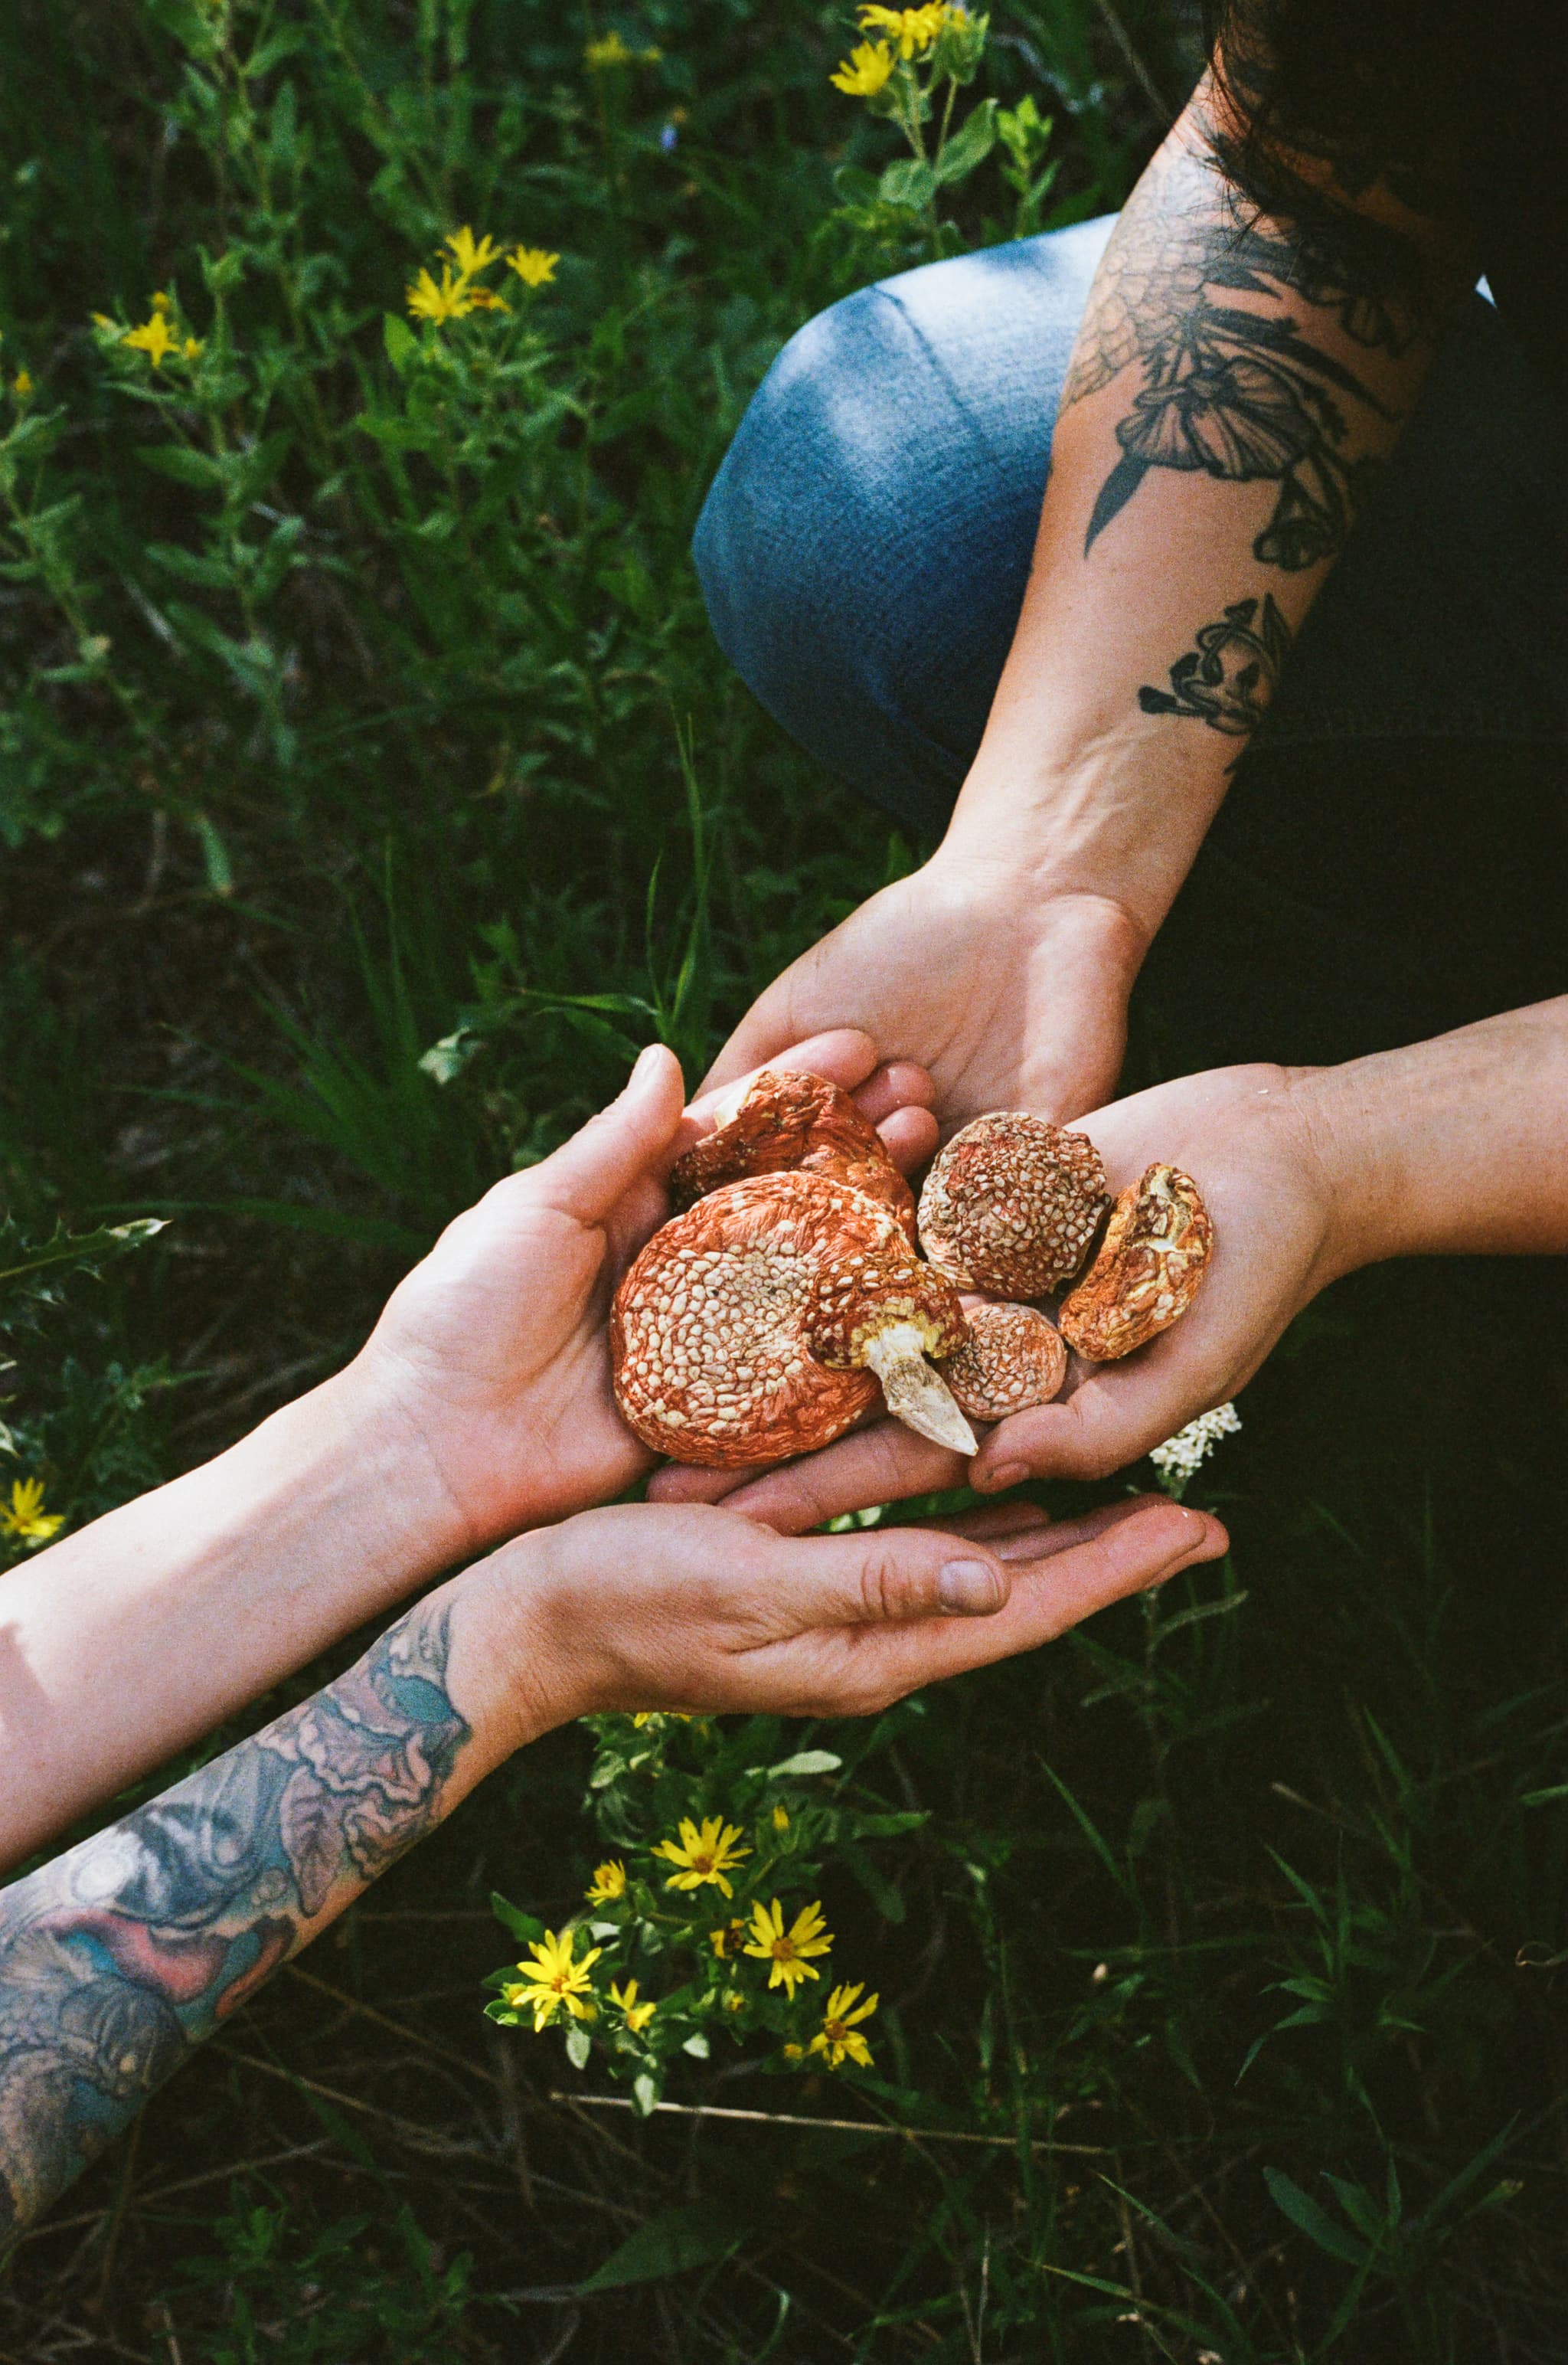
612, 1168, 978, 1469
918, 1112, 1109, 1298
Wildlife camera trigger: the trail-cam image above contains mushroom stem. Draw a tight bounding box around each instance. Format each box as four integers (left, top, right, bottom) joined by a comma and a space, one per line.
861, 1322, 978, 1457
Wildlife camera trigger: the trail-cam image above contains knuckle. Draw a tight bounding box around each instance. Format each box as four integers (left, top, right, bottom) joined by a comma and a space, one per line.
858, 1543, 924, 1622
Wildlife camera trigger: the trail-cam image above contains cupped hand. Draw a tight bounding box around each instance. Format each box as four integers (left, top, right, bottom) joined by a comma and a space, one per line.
342, 1031, 939, 1561
655, 1059, 1338, 1519
486, 1493, 1226, 1732
701, 847, 1144, 1132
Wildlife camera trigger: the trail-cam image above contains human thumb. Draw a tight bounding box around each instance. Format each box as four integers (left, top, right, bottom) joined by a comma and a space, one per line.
526, 1043, 686, 1222
761, 1523, 1013, 1629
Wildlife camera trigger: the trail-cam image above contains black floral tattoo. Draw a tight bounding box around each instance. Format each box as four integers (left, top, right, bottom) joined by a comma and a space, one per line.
1138, 593, 1292, 738
0, 1603, 469, 2233
1063, 137, 1429, 568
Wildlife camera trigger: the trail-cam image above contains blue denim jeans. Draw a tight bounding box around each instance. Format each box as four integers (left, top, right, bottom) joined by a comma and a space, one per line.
694, 221, 1567, 1072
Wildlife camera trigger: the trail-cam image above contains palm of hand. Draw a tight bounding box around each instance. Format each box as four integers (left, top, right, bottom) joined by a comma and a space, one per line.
706, 857, 1139, 1130
356, 1167, 661, 1555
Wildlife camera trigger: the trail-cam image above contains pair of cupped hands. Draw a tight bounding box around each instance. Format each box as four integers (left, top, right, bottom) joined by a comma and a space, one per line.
349, 911, 1316, 1729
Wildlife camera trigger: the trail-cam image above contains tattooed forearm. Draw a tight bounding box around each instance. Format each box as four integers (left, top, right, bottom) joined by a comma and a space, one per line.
0, 1601, 470, 2232
1063, 129, 1432, 567
1138, 592, 1292, 739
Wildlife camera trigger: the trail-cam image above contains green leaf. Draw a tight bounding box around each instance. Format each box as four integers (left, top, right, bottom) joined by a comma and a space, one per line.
565, 2021, 592, 2069
145, 541, 237, 590
682, 2033, 710, 2059
383, 312, 418, 375
136, 443, 225, 489
490, 1892, 546, 1946
765, 1750, 842, 1779
578, 2200, 747, 2292
878, 158, 936, 209
1263, 2167, 1370, 2265
933, 97, 997, 186
632, 2072, 659, 2119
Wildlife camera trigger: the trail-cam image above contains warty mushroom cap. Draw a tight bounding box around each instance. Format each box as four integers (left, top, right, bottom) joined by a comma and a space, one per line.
917, 1112, 1108, 1298
669, 1068, 917, 1239
942, 1302, 1067, 1422
1057, 1163, 1214, 1361
612, 1169, 975, 1470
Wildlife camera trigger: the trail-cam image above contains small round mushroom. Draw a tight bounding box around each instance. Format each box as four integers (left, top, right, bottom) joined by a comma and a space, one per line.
612, 1169, 976, 1470
941, 1302, 1067, 1422
918, 1113, 1108, 1297
1057, 1164, 1214, 1361
670, 1068, 916, 1238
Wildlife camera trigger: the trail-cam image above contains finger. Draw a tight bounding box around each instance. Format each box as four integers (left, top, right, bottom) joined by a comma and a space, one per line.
683, 1029, 882, 1137
988, 1495, 1227, 1568
854, 1061, 936, 1125
831, 1500, 1218, 1696
972, 1343, 1233, 1491
523, 1045, 687, 1225
876, 1103, 940, 1175
755, 1522, 1013, 1627
671, 1418, 969, 1536
934, 1503, 1052, 1544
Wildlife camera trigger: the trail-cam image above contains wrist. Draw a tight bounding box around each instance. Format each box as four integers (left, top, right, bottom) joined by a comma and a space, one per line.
446, 1533, 586, 1757
1288, 1058, 1415, 1282
940, 726, 1230, 950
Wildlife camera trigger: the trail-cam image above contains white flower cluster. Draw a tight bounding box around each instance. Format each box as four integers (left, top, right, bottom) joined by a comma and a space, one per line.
1148, 1402, 1241, 1492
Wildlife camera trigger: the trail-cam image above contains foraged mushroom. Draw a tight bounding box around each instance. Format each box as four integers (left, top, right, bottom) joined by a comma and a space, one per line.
612, 1169, 975, 1469
670, 1068, 916, 1238
918, 1113, 1108, 1297
942, 1302, 1067, 1422
1057, 1164, 1214, 1361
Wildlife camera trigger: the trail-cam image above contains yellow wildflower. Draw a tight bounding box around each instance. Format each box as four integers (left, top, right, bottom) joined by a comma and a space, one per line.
501, 1927, 602, 2033
829, 39, 894, 97
406, 265, 475, 324
782, 2041, 805, 2060
708, 1918, 746, 1959
181, 338, 203, 363
506, 246, 560, 289
11, 370, 32, 398
584, 31, 634, 68
444, 225, 501, 279
652, 1815, 750, 1899
771, 1804, 790, 1833
858, 3, 952, 57
462, 284, 510, 311
721, 1987, 746, 2012
586, 1860, 628, 1905
743, 1898, 832, 1997
609, 1977, 656, 2033
150, 289, 175, 315
808, 1981, 878, 2070
0, 1479, 63, 1543
122, 313, 178, 368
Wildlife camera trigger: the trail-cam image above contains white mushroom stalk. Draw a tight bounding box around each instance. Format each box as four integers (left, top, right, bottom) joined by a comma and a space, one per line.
861, 1322, 978, 1456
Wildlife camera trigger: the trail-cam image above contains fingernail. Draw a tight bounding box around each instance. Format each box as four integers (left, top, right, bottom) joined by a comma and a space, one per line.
939, 1559, 1004, 1614
978, 1463, 1026, 1496
626, 1043, 666, 1093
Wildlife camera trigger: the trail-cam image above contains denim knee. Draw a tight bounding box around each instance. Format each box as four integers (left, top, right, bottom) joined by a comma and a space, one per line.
693, 222, 1117, 837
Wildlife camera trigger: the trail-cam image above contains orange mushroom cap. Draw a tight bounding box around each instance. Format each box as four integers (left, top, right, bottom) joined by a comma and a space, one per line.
942, 1302, 1067, 1422
670, 1068, 917, 1240
612, 1169, 971, 1469
918, 1113, 1108, 1298
1057, 1164, 1214, 1361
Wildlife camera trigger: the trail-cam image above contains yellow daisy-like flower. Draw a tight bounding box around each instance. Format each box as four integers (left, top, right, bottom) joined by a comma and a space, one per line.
586, 1860, 627, 1905
829, 38, 894, 97
122, 313, 178, 368
584, 31, 634, 68
501, 1927, 602, 2033
506, 246, 560, 289
444, 225, 501, 279
743, 1898, 832, 1997
0, 1479, 64, 1543
808, 1981, 879, 2070
652, 1815, 750, 1899
771, 1804, 790, 1833
858, 3, 952, 56
708, 1918, 746, 1960
609, 1977, 656, 2033
406, 265, 475, 323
